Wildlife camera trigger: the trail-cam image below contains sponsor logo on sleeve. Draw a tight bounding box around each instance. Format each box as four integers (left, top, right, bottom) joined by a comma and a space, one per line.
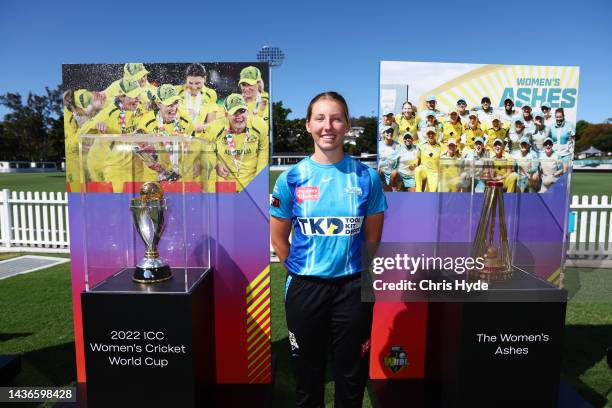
296, 186, 320, 203
295, 216, 364, 236
271, 195, 280, 208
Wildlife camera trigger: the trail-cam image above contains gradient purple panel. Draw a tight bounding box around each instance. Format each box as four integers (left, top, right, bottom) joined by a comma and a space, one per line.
381, 174, 569, 279
69, 169, 271, 383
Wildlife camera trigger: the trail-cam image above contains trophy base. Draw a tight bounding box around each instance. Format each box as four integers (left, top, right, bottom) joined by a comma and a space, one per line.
468, 267, 513, 282
133, 264, 173, 284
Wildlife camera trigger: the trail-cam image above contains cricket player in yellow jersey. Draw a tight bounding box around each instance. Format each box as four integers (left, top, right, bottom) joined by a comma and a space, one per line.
176, 63, 218, 133
239, 66, 269, 123
418, 112, 443, 144
80, 79, 146, 192
396, 102, 420, 143
415, 127, 442, 192
462, 113, 485, 151
206, 94, 269, 192
104, 63, 157, 108
64, 89, 106, 191
135, 84, 206, 186
490, 138, 516, 192
257, 77, 270, 115
441, 109, 464, 148
484, 115, 508, 151
462, 137, 490, 192
438, 138, 463, 192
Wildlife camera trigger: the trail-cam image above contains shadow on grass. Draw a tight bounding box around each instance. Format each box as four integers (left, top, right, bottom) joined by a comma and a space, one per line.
271, 337, 337, 407
272, 337, 375, 407
562, 325, 612, 407
9, 342, 76, 387
272, 337, 295, 407
0, 333, 32, 342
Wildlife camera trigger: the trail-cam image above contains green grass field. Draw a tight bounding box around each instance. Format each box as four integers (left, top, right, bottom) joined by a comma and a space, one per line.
0, 172, 67, 193
0, 260, 610, 406
272, 170, 612, 197
1, 171, 611, 406
0, 169, 608, 197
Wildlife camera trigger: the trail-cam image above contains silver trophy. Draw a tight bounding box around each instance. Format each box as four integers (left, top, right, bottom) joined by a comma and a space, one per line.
133, 142, 180, 181
130, 182, 172, 283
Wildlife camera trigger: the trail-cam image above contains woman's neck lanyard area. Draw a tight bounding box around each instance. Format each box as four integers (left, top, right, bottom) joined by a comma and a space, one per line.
225, 127, 250, 176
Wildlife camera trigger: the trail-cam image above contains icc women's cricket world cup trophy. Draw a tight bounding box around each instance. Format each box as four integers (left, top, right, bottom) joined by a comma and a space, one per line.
130, 182, 172, 283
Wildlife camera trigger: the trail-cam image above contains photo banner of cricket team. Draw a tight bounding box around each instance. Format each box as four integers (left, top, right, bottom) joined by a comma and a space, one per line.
63, 62, 270, 194
63, 62, 272, 384
378, 61, 579, 194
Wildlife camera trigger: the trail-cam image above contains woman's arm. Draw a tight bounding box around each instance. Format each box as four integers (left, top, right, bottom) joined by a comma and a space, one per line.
270, 216, 292, 264
364, 213, 384, 243
364, 212, 384, 261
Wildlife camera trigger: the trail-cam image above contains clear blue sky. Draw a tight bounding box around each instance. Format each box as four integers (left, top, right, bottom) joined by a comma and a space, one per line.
1, 0, 611, 122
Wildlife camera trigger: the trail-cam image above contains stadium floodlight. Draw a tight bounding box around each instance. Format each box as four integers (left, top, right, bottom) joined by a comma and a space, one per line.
257, 45, 284, 162
257, 46, 284, 67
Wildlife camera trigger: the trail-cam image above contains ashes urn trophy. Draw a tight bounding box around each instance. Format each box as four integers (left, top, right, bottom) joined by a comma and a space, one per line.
469, 180, 513, 282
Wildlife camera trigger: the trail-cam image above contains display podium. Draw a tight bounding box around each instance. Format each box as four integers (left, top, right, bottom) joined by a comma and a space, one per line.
82, 268, 214, 406
431, 159, 569, 406
371, 157, 571, 406
425, 271, 567, 406
78, 135, 214, 406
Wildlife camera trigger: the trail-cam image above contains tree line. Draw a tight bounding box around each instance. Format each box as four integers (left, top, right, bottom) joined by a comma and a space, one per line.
575, 119, 612, 153
0, 86, 608, 162
0, 86, 64, 162
272, 101, 377, 156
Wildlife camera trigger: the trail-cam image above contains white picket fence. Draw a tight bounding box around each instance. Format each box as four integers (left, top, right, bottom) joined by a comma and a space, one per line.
567, 195, 612, 267
0, 189, 69, 253
0, 189, 611, 267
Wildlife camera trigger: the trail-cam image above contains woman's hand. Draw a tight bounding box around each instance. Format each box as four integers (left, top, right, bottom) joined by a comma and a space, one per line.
96, 122, 108, 133
216, 163, 229, 178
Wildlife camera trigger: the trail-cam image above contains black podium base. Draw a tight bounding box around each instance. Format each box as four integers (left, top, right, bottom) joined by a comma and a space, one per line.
81, 267, 214, 407
425, 270, 567, 407
0, 355, 21, 384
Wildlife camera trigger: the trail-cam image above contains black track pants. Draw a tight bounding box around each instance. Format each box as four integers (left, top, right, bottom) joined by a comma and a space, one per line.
285, 273, 374, 408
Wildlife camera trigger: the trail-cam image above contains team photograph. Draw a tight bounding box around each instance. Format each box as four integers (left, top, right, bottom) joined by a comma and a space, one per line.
62, 62, 270, 193
378, 62, 579, 193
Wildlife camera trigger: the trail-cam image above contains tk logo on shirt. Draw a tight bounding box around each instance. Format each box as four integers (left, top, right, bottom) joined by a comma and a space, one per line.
296, 216, 364, 236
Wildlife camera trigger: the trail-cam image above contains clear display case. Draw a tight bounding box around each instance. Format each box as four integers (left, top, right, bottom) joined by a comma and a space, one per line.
435, 155, 572, 297
78, 134, 211, 293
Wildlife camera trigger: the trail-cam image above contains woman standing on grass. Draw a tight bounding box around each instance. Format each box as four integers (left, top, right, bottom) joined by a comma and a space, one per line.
270, 92, 387, 408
